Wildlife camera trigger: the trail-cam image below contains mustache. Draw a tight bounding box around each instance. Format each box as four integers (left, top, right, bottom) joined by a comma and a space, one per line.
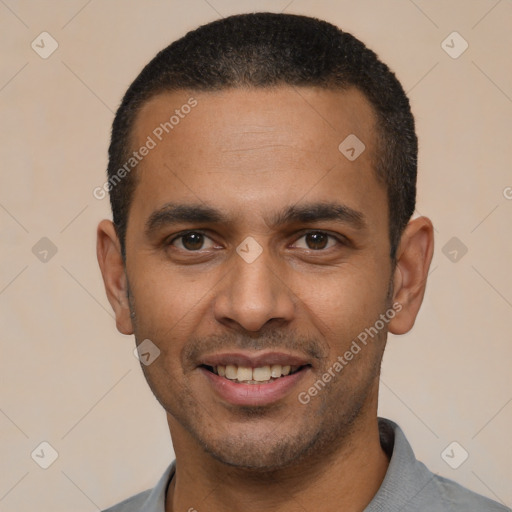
183, 329, 329, 366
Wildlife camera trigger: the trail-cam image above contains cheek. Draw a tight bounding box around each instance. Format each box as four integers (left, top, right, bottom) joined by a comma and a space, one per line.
294, 262, 390, 346
129, 257, 213, 328
128, 258, 223, 384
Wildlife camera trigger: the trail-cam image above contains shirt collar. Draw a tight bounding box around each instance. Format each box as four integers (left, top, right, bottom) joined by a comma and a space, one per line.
365, 418, 435, 510
139, 461, 175, 511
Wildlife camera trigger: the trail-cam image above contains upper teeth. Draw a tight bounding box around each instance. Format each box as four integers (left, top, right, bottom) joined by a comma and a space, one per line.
216, 364, 297, 382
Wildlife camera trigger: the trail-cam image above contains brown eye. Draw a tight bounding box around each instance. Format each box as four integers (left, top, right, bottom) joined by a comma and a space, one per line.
305, 232, 328, 250
293, 231, 338, 251
172, 232, 213, 251
183, 233, 204, 250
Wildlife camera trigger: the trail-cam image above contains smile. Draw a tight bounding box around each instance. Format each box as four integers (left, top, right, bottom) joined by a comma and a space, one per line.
197, 351, 312, 405
202, 364, 305, 384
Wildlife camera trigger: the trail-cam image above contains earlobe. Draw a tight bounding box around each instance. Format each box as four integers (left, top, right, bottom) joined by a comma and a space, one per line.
388, 216, 434, 335
96, 219, 134, 335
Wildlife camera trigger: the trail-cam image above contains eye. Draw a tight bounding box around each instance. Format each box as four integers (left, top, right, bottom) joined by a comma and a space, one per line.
170, 231, 216, 251
292, 231, 339, 251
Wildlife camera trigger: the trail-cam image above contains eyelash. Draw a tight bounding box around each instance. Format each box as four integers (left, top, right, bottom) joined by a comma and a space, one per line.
167, 230, 347, 252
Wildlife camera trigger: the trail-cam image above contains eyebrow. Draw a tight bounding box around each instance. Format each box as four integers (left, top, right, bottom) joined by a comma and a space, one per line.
144, 201, 367, 237
145, 203, 225, 237
269, 202, 367, 230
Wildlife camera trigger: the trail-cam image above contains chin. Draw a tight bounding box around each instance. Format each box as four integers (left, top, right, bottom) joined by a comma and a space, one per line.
196, 423, 322, 472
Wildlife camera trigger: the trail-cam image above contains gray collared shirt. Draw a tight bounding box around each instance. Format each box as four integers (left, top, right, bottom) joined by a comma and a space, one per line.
102, 418, 510, 511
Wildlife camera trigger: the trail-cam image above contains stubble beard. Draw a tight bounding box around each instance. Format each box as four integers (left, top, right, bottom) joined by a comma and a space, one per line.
126, 275, 391, 474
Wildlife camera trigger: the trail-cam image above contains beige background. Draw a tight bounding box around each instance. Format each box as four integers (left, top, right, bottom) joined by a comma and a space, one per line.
1, 0, 511, 510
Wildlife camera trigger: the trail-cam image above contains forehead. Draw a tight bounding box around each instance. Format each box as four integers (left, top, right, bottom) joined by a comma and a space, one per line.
134, 86, 377, 159
128, 86, 386, 234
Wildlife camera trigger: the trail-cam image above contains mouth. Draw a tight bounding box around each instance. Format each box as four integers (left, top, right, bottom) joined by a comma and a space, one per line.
200, 363, 308, 384
197, 352, 312, 406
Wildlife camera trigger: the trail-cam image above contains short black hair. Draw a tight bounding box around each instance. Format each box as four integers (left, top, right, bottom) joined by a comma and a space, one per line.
107, 12, 417, 261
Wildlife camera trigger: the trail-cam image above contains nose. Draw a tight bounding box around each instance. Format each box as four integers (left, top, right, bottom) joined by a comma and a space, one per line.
213, 248, 296, 332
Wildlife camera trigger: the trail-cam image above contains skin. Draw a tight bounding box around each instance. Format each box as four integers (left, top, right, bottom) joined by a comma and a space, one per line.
97, 86, 434, 512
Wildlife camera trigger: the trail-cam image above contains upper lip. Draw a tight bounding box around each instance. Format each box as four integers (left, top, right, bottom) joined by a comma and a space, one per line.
199, 351, 311, 368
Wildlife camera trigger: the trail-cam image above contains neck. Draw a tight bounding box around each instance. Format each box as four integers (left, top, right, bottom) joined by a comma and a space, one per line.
165, 412, 389, 512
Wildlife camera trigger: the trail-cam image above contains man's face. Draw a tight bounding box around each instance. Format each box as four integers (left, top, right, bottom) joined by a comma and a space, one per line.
123, 86, 393, 470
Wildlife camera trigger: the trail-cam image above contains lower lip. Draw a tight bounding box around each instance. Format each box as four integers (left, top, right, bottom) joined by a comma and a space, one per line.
199, 366, 310, 406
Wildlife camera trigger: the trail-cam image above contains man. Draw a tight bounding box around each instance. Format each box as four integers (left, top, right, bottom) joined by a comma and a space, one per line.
97, 12, 508, 512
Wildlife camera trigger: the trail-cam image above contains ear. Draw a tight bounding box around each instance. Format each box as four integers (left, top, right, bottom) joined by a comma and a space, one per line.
96, 219, 134, 335
388, 216, 434, 335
